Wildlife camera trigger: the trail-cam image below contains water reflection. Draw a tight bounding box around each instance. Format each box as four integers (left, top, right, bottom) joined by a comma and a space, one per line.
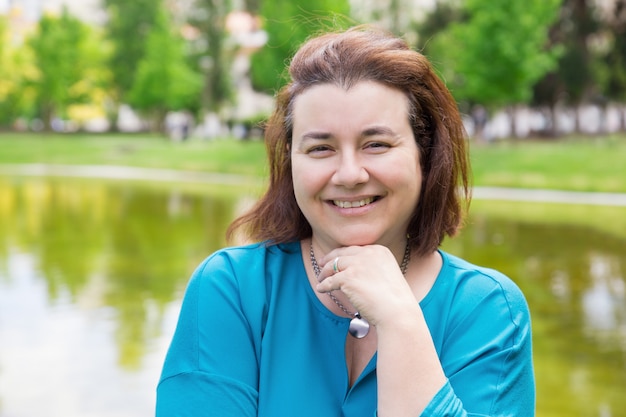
0, 177, 240, 417
0, 178, 625, 417
584, 254, 626, 349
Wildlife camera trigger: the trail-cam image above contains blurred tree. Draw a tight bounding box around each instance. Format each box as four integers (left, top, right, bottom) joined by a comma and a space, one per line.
0, 17, 11, 125
242, 0, 261, 14
127, 7, 203, 132
414, 1, 466, 53
351, 0, 425, 39
0, 17, 33, 127
599, 0, 626, 130
26, 9, 109, 131
532, 0, 602, 134
103, 0, 161, 128
250, 0, 351, 94
187, 0, 233, 113
428, 0, 561, 136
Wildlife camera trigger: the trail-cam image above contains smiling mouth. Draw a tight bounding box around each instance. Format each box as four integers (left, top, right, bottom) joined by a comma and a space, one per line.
332, 196, 378, 208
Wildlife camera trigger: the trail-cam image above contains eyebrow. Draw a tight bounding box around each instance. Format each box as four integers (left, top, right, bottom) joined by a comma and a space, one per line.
362, 126, 396, 137
300, 125, 397, 141
300, 131, 331, 140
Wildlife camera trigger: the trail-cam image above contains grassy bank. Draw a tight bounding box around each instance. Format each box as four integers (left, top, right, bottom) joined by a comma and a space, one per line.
470, 134, 626, 193
0, 132, 269, 177
1, 132, 625, 193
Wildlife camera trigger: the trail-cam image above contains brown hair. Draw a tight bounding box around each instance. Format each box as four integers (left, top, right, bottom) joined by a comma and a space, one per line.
227, 25, 471, 255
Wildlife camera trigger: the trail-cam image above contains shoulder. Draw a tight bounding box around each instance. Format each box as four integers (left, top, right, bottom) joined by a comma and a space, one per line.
194, 241, 300, 276
186, 240, 301, 295
426, 254, 535, 416
440, 251, 527, 304
177, 241, 302, 335
432, 251, 531, 332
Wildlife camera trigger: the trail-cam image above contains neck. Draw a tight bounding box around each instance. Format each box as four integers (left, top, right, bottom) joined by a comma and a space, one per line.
309, 235, 411, 268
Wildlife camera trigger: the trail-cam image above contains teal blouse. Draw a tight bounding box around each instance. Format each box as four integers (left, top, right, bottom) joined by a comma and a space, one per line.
157, 241, 534, 416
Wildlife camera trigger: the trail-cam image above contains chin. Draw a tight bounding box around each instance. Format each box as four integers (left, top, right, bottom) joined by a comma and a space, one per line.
334, 233, 382, 247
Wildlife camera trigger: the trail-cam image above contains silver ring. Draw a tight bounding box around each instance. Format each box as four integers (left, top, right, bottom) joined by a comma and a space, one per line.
333, 257, 340, 273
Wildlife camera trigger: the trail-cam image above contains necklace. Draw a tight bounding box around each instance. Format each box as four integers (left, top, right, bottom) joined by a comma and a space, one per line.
309, 240, 411, 339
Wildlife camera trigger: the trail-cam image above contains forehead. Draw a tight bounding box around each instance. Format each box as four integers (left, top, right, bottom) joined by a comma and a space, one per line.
291, 81, 410, 133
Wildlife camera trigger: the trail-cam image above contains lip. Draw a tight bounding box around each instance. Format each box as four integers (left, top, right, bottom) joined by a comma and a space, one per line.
327, 195, 381, 210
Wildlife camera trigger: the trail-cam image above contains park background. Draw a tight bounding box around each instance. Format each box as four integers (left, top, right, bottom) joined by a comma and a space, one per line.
0, 0, 625, 416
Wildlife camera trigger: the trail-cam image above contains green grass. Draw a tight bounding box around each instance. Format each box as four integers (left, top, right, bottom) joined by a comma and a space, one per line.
470, 134, 626, 193
0, 132, 269, 177
1, 131, 626, 193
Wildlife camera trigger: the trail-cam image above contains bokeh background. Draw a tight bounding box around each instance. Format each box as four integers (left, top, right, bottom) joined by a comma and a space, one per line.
0, 0, 625, 416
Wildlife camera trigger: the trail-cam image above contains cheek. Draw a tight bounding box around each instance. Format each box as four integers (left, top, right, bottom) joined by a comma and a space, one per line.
291, 167, 324, 227
379, 155, 421, 190
291, 158, 318, 205
291, 172, 307, 207
390, 160, 422, 210
291, 153, 334, 190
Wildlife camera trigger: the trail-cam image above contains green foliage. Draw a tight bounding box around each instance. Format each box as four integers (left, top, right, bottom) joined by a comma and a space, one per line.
25, 9, 110, 130
127, 8, 203, 130
0, 17, 9, 102
414, 1, 467, 52
187, 0, 233, 113
250, 0, 352, 94
549, 0, 601, 106
599, 0, 626, 102
0, 17, 34, 126
104, 0, 161, 102
243, 0, 261, 14
427, 0, 562, 108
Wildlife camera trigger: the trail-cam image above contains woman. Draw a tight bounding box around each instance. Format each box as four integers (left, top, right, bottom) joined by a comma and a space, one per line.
157, 26, 535, 417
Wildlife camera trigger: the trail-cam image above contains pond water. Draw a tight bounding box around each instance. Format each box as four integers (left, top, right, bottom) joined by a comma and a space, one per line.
0, 177, 624, 417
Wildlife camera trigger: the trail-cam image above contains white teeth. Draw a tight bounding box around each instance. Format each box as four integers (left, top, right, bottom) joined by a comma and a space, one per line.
333, 197, 375, 208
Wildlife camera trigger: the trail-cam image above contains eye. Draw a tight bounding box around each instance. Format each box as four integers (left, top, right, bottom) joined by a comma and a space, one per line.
367, 142, 388, 148
364, 141, 391, 153
306, 145, 334, 157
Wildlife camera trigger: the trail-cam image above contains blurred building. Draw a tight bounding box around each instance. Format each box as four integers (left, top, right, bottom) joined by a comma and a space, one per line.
1, 0, 103, 23
0, 0, 104, 45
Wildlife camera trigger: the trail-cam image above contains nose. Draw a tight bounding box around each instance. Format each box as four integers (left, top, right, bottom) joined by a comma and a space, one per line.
331, 151, 369, 188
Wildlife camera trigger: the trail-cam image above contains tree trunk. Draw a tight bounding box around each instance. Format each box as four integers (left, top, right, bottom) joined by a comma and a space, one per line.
573, 106, 581, 134
616, 107, 624, 133
105, 99, 120, 132
508, 106, 518, 138
549, 105, 557, 136
41, 103, 54, 132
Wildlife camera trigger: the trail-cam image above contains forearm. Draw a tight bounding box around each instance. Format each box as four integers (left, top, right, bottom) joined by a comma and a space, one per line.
376, 306, 447, 417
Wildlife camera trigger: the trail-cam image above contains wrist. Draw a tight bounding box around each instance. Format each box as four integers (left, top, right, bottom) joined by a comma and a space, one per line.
374, 303, 424, 336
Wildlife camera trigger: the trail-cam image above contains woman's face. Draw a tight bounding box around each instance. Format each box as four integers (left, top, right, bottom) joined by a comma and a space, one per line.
291, 81, 422, 251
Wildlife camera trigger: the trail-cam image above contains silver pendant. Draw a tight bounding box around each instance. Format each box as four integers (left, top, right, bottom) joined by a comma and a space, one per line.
348, 313, 370, 339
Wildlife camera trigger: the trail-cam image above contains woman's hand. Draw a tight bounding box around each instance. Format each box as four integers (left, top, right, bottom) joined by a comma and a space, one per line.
316, 245, 419, 327
318, 244, 448, 416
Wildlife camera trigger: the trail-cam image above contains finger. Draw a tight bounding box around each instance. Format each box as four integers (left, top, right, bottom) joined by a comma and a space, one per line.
316, 274, 336, 293
332, 257, 340, 274
317, 254, 349, 282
